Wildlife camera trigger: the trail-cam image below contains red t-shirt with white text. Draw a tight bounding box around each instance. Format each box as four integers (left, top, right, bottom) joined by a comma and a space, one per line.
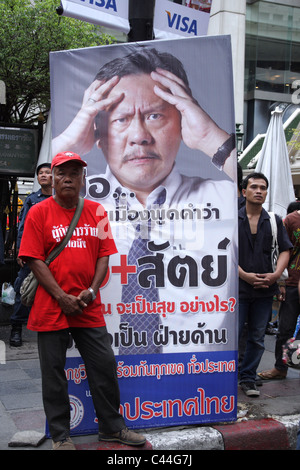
19, 197, 117, 332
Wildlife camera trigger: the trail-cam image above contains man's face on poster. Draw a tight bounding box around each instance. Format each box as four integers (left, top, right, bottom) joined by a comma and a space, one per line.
96, 73, 182, 195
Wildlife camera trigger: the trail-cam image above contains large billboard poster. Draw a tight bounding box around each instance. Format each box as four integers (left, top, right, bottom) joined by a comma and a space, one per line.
49, 36, 238, 435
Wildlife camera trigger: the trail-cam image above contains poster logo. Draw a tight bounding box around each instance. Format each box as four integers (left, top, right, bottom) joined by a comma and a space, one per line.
70, 395, 85, 429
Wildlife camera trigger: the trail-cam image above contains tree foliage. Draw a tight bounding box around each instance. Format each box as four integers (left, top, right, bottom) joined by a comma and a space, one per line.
0, 0, 116, 124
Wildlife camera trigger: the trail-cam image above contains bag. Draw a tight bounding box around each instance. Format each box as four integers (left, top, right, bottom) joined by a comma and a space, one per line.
1, 282, 16, 305
269, 212, 288, 281
20, 272, 38, 307
20, 197, 84, 307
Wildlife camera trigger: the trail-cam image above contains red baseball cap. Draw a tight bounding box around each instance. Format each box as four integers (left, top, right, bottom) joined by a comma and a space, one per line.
51, 151, 87, 170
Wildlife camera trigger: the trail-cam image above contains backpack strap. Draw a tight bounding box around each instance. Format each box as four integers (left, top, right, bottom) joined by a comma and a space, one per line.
268, 211, 277, 248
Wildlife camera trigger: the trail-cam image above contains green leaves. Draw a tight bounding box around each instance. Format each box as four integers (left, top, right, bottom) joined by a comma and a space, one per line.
0, 0, 116, 123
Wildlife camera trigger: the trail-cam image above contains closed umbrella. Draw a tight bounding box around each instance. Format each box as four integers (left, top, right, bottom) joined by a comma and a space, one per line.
32, 113, 52, 192
255, 107, 295, 218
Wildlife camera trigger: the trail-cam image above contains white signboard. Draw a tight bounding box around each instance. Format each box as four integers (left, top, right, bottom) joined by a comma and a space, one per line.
154, 0, 209, 39
58, 0, 129, 33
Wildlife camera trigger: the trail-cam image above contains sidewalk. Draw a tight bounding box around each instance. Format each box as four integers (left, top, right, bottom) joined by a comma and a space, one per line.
0, 324, 300, 451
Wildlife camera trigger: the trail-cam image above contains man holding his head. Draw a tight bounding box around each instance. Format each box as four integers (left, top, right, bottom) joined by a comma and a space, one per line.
52, 47, 236, 197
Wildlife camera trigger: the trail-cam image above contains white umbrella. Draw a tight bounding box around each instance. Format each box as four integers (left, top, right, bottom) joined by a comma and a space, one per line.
32, 113, 52, 192
255, 107, 295, 218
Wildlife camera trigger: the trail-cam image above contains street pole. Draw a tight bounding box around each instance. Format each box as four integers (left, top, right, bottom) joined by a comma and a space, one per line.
128, 0, 155, 42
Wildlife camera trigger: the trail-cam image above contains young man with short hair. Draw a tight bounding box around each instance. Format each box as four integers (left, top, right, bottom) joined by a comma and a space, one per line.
238, 172, 292, 396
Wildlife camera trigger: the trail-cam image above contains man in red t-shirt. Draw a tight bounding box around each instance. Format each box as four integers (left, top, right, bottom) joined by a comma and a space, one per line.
19, 151, 146, 450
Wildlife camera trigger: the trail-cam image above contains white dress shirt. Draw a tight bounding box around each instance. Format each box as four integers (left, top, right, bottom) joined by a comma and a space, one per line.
86, 164, 238, 354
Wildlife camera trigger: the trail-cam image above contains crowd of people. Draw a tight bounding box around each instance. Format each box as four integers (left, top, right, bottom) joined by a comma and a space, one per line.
3, 154, 300, 450
9, 158, 300, 445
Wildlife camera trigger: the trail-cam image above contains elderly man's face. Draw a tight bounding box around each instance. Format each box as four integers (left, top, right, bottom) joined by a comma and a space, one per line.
97, 73, 182, 195
53, 161, 84, 200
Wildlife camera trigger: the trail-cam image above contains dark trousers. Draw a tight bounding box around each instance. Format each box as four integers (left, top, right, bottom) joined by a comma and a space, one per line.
37, 327, 125, 442
238, 296, 273, 383
275, 286, 300, 372
10, 265, 30, 326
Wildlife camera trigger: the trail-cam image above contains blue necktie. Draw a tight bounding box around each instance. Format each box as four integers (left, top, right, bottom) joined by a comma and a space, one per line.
120, 189, 166, 355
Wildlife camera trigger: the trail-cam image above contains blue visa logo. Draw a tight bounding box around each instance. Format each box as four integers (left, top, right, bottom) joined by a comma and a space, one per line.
80, 0, 117, 12
166, 10, 197, 35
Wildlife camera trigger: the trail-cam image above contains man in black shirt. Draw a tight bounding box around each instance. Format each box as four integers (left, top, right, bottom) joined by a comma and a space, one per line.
238, 172, 292, 396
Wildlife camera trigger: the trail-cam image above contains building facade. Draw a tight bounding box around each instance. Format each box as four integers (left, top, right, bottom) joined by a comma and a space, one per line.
244, 0, 300, 145
241, 0, 300, 196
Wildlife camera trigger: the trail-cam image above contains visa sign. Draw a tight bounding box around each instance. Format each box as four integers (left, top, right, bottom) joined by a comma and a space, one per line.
79, 0, 117, 11
59, 0, 129, 33
166, 10, 197, 36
